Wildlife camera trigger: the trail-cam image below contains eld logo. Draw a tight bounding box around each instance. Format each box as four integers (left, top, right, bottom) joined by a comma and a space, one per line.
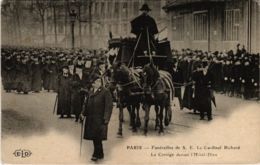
13, 149, 32, 158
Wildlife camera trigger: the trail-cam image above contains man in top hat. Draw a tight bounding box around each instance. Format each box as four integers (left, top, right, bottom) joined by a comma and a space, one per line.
130, 3, 158, 56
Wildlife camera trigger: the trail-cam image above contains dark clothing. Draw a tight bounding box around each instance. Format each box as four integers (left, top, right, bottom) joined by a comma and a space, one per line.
16, 63, 31, 93
182, 61, 195, 110
131, 13, 158, 55
231, 63, 242, 96
70, 74, 84, 120
171, 66, 184, 109
182, 84, 194, 110
2, 58, 16, 91
48, 63, 58, 91
57, 75, 71, 116
131, 13, 158, 36
93, 140, 104, 159
31, 63, 42, 92
42, 63, 49, 90
192, 70, 214, 120
209, 62, 223, 92
223, 64, 232, 94
82, 87, 113, 141
241, 64, 253, 99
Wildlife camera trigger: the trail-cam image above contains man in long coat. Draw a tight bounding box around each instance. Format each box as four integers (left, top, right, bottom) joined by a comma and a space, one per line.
48, 58, 59, 92
31, 57, 42, 92
192, 62, 214, 121
16, 57, 31, 94
2, 55, 16, 92
57, 66, 72, 118
70, 65, 84, 122
81, 74, 113, 161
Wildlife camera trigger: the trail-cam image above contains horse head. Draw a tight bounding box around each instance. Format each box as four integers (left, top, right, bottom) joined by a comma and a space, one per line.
142, 63, 160, 91
111, 62, 132, 88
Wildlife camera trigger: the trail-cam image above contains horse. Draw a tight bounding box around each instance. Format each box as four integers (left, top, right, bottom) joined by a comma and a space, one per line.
141, 63, 174, 135
112, 62, 143, 136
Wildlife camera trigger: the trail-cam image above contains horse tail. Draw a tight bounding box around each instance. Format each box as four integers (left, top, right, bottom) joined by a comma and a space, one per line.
159, 70, 175, 101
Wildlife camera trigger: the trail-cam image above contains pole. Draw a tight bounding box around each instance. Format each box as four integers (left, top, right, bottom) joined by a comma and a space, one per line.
72, 21, 75, 49
80, 117, 84, 156
146, 27, 153, 64
128, 32, 142, 67
53, 94, 58, 115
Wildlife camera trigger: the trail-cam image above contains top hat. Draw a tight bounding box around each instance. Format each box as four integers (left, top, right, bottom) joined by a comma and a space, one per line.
140, 3, 151, 11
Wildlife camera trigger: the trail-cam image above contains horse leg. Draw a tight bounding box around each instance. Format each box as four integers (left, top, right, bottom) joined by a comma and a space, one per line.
131, 105, 137, 132
117, 104, 123, 137
144, 104, 150, 136
136, 104, 141, 128
154, 105, 159, 130
164, 105, 169, 126
127, 106, 132, 127
159, 105, 164, 134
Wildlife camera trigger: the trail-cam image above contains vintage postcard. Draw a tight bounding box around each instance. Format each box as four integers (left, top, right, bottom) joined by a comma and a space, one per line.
1, 0, 260, 164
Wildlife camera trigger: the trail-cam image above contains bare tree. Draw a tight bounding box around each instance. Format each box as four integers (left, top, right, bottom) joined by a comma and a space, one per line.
49, 0, 59, 47
1, 0, 23, 45
34, 0, 49, 46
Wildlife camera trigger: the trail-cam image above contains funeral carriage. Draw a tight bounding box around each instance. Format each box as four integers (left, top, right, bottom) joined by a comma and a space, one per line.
107, 35, 175, 136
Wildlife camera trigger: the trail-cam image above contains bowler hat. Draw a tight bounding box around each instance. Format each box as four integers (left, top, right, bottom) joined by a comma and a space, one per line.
140, 3, 151, 11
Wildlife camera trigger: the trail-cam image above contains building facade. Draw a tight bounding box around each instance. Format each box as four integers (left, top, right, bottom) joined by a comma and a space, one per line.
1, 0, 167, 49
163, 0, 260, 53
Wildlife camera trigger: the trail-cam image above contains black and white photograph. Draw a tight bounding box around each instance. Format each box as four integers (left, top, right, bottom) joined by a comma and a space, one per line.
1, 0, 260, 164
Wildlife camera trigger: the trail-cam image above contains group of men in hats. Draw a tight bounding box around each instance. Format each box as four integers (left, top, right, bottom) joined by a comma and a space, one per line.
165, 44, 259, 119
1, 46, 110, 120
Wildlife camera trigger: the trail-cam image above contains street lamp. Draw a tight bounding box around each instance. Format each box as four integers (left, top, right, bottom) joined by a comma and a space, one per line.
69, 9, 77, 49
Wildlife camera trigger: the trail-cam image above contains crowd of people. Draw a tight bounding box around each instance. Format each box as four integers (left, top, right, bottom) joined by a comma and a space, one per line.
1, 46, 107, 91
1, 44, 259, 160
164, 44, 258, 119
2, 44, 259, 101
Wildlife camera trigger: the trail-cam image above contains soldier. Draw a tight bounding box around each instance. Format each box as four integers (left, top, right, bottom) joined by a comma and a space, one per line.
222, 59, 232, 95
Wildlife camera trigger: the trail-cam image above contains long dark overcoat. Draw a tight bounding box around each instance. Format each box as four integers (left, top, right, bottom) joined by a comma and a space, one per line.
82, 87, 113, 141
16, 63, 31, 93
70, 74, 84, 117
48, 63, 58, 91
57, 75, 71, 116
31, 63, 42, 92
192, 71, 214, 112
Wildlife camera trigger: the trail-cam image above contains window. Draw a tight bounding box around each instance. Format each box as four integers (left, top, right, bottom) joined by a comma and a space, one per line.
107, 2, 112, 18
133, 2, 139, 15
193, 11, 208, 41
171, 15, 184, 40
224, 9, 240, 41
95, 2, 99, 16
114, 2, 119, 19
101, 2, 105, 17
122, 2, 128, 19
